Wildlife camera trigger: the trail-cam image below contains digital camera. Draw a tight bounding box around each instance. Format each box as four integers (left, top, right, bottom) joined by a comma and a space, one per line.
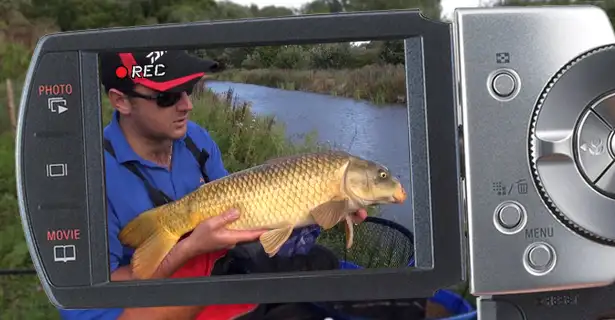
15, 4, 615, 319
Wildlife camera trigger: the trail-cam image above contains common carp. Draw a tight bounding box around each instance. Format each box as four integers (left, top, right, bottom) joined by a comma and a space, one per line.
118, 150, 407, 279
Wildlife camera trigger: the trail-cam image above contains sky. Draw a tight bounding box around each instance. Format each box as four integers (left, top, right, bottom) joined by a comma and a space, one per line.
226, 0, 485, 17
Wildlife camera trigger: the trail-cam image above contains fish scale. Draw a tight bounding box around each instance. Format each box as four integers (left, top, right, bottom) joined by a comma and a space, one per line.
179, 152, 350, 231
118, 150, 407, 279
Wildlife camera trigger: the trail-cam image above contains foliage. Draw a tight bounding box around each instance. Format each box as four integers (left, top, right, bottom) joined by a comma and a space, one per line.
0, 42, 30, 81
205, 42, 407, 105
213, 64, 407, 105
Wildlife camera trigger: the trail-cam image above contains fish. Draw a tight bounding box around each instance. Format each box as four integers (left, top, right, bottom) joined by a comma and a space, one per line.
118, 150, 407, 279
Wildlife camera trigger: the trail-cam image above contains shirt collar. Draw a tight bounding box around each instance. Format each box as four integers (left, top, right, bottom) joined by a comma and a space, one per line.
104, 110, 187, 167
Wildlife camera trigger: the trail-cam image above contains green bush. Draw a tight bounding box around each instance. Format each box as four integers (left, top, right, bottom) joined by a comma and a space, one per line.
272, 45, 309, 69
213, 64, 407, 105
308, 43, 355, 69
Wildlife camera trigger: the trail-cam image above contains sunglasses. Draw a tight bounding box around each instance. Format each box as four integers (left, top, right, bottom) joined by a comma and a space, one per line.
125, 89, 191, 108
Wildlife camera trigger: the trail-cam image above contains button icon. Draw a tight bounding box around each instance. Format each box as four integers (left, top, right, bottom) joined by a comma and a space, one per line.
575, 111, 614, 181
46, 163, 67, 177
496, 52, 510, 64
48, 97, 68, 114
53, 244, 76, 262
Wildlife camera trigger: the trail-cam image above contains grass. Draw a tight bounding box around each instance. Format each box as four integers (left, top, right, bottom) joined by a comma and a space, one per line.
211, 64, 408, 106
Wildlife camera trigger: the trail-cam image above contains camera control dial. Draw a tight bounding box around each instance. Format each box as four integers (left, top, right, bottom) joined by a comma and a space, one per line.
530, 44, 615, 244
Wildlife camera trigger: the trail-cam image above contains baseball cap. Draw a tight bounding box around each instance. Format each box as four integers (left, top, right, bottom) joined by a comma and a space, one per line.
99, 50, 223, 94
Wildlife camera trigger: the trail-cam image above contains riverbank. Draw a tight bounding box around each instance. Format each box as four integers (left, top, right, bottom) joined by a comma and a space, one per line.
210, 64, 407, 106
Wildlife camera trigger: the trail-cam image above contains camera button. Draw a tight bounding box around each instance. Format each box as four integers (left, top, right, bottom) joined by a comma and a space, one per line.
595, 163, 615, 195
524, 242, 556, 276
591, 95, 615, 128
493, 201, 526, 234
498, 203, 521, 228
491, 72, 516, 97
576, 110, 614, 182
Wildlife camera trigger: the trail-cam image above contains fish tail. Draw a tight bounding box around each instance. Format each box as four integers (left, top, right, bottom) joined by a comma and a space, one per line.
118, 206, 181, 279
119, 206, 164, 248
131, 228, 180, 279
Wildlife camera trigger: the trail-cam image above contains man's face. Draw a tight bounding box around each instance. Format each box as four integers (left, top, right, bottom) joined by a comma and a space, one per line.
111, 84, 193, 140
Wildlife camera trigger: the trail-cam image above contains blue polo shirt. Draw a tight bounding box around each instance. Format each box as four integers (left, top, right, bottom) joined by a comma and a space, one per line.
58, 111, 229, 319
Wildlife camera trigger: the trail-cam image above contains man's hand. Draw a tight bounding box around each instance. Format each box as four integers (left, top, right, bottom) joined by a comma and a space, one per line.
350, 208, 368, 224
183, 208, 268, 257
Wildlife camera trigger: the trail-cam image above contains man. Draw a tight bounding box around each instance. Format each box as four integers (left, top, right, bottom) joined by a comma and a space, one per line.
57, 49, 367, 320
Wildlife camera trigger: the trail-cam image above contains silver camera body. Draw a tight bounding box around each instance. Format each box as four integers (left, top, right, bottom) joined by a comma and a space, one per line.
456, 5, 615, 319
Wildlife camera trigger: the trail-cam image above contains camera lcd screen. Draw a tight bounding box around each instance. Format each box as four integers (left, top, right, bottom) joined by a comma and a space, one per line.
96, 40, 416, 283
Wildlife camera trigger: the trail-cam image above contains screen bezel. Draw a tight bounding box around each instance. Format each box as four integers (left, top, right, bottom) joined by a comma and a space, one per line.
16, 9, 465, 308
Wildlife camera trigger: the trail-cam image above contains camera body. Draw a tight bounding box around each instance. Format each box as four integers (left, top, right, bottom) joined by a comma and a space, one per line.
456, 5, 615, 319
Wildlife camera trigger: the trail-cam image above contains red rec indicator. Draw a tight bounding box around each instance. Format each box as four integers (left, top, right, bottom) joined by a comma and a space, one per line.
115, 66, 128, 79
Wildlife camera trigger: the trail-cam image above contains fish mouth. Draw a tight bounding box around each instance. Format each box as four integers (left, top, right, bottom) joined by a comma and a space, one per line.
393, 185, 407, 203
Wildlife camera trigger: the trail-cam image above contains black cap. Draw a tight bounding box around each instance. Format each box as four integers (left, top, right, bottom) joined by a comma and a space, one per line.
99, 50, 223, 94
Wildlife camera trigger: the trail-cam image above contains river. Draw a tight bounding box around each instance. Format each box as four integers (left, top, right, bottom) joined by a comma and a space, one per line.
205, 81, 414, 230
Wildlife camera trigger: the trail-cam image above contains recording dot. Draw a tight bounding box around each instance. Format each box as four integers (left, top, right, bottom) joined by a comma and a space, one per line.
115, 66, 128, 79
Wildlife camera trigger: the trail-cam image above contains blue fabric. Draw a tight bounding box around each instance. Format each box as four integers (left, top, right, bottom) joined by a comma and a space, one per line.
278, 225, 322, 256
58, 111, 319, 319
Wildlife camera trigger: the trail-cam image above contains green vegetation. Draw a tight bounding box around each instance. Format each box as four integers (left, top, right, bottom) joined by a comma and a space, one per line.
193, 15, 414, 105
1, 0, 614, 318
210, 48, 408, 105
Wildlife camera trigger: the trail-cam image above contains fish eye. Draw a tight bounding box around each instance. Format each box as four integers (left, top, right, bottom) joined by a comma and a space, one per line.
378, 169, 388, 179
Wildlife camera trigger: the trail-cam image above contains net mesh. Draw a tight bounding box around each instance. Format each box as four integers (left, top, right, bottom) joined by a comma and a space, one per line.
316, 216, 415, 268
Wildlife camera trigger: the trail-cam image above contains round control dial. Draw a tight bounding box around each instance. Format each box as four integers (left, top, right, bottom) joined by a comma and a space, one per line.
530, 44, 615, 244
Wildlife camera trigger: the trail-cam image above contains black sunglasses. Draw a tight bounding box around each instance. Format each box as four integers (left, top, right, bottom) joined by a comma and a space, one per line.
125, 89, 190, 108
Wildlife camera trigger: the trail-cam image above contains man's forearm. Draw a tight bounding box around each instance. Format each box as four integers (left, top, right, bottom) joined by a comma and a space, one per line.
115, 240, 204, 320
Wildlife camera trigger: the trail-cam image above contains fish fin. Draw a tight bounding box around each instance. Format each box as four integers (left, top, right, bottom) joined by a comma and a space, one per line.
259, 225, 294, 257
119, 207, 163, 248
344, 216, 354, 249
310, 198, 348, 229
131, 230, 180, 279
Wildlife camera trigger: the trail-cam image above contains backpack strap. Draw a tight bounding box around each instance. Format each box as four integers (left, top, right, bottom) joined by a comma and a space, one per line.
183, 135, 211, 183
103, 139, 173, 207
